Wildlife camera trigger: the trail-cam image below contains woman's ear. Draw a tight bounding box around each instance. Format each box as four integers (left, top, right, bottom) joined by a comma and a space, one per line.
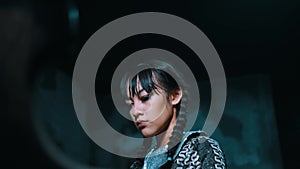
171, 88, 183, 105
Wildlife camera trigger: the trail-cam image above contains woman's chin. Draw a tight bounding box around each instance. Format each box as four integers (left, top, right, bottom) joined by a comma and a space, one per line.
140, 128, 156, 138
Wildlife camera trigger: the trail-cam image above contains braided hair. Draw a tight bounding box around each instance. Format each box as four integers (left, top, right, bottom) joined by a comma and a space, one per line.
166, 88, 188, 160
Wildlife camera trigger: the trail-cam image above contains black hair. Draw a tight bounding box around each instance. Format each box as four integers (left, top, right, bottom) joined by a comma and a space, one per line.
128, 68, 181, 111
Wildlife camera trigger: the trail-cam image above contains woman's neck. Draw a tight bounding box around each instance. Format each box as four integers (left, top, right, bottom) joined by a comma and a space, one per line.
156, 108, 177, 148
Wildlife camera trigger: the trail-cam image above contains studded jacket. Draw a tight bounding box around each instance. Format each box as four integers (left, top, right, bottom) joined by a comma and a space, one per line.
130, 130, 227, 169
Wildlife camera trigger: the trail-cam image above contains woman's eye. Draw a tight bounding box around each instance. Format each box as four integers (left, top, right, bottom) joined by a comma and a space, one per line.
140, 95, 150, 102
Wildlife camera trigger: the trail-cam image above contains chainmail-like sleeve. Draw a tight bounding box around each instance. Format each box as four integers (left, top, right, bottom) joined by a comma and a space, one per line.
129, 131, 227, 169
172, 134, 227, 169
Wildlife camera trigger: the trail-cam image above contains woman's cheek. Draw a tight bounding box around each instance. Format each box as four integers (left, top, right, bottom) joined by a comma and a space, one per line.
129, 109, 135, 121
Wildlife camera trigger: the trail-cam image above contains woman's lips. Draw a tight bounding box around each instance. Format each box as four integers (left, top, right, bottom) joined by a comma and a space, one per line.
136, 120, 148, 129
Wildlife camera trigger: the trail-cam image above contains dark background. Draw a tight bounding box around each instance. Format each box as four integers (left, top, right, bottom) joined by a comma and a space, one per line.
1, 0, 299, 168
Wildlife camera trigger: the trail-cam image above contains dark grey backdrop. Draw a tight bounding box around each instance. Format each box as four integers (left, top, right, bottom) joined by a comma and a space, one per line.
1, 0, 299, 168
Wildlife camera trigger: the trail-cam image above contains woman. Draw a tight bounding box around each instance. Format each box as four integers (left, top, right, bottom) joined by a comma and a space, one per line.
124, 62, 226, 169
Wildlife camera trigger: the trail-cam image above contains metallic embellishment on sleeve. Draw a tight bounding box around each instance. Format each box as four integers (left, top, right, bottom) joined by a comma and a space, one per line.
175, 136, 226, 169
175, 137, 201, 168
207, 138, 226, 169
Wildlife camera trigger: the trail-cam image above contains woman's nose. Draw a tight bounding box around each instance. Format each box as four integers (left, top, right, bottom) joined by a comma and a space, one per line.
132, 111, 143, 120
133, 100, 145, 111
131, 101, 145, 116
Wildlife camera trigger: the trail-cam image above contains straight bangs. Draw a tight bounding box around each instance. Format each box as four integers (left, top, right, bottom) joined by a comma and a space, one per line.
128, 69, 160, 98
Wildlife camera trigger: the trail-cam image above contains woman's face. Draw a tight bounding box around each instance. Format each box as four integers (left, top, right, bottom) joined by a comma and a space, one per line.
126, 79, 174, 137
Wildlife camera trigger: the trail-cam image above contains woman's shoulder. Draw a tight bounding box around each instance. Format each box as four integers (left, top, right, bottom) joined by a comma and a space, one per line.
172, 130, 226, 169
